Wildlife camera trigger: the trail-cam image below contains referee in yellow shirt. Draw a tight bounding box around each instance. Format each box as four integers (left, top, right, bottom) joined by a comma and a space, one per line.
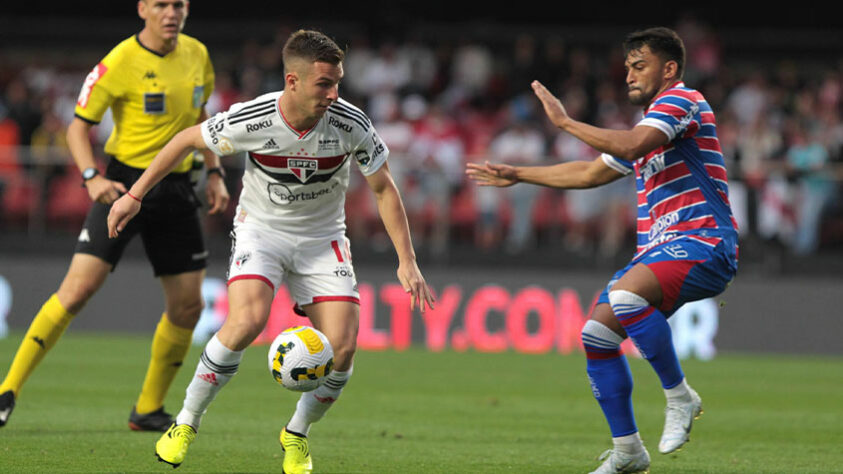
0, 0, 230, 431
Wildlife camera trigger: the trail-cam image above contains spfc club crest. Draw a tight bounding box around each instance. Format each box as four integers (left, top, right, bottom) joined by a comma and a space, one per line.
289, 158, 317, 183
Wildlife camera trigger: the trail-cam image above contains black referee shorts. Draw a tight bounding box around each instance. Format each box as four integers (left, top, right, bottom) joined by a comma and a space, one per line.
75, 158, 208, 276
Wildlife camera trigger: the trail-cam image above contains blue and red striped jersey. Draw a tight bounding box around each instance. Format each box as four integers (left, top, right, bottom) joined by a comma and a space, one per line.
601, 81, 738, 259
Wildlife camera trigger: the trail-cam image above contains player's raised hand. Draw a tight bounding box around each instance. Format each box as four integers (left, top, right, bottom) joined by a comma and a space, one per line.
531, 80, 570, 129
107, 193, 142, 238
466, 161, 518, 187
205, 173, 230, 215
85, 175, 128, 205
397, 260, 435, 313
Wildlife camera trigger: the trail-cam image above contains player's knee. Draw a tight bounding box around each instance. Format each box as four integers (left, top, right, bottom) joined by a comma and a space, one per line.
331, 336, 357, 371
607, 289, 649, 313
56, 278, 100, 313
167, 297, 204, 327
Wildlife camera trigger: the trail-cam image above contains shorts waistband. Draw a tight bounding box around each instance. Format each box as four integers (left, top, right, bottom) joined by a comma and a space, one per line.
107, 156, 190, 183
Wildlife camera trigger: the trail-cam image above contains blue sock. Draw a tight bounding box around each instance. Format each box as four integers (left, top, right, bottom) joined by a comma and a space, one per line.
582, 320, 637, 437
609, 290, 684, 389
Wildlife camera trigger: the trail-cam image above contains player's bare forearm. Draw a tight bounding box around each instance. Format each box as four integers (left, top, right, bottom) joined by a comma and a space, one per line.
516, 159, 620, 189
532, 80, 666, 160
67, 117, 127, 203
468, 157, 622, 190
66, 118, 98, 172
557, 119, 665, 160
372, 177, 416, 263
128, 125, 205, 199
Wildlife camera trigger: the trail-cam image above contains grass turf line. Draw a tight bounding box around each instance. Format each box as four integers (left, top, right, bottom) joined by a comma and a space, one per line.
1, 331, 841, 473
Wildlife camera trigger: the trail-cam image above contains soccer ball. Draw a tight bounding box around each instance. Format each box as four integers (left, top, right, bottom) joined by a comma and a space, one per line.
268, 326, 334, 392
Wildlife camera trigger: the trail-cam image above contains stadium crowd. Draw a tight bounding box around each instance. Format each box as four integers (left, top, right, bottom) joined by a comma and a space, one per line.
1, 19, 841, 259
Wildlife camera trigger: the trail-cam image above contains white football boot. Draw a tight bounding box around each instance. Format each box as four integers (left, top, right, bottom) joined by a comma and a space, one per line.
589, 447, 651, 474
659, 386, 703, 454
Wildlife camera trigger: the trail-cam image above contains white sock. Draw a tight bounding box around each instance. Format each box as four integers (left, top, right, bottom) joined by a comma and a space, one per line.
664, 377, 691, 404
613, 432, 645, 454
286, 367, 353, 436
176, 334, 243, 429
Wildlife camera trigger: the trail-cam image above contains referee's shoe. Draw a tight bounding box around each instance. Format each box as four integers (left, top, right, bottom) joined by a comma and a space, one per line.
0, 390, 15, 427
129, 405, 174, 432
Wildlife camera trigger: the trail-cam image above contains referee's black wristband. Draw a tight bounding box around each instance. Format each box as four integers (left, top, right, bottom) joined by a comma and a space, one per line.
206, 167, 225, 179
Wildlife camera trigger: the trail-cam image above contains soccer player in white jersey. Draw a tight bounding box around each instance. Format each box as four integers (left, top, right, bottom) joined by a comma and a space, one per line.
108, 29, 435, 473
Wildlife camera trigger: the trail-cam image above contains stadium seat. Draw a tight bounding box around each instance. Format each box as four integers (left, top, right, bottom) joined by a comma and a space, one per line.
45, 170, 91, 230
1, 174, 39, 228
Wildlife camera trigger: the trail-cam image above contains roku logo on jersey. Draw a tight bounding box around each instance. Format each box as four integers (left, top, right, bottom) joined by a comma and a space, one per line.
328, 116, 352, 132
246, 119, 273, 133
77, 63, 108, 108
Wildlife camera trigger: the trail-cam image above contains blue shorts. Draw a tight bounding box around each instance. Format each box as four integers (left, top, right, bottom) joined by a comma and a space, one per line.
597, 232, 738, 317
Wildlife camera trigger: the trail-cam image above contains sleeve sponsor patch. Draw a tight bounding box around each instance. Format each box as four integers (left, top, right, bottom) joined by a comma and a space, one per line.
76, 63, 108, 109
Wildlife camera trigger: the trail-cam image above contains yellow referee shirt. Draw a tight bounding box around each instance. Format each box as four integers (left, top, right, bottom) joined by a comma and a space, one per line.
74, 33, 214, 173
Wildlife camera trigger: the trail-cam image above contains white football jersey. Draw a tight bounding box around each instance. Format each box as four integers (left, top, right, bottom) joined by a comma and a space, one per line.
201, 91, 388, 236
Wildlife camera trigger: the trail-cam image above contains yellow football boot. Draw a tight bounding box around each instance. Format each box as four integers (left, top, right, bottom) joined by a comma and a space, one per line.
155, 423, 197, 468
280, 427, 313, 474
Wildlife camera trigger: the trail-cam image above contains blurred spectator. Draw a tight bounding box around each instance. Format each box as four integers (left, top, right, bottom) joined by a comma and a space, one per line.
786, 122, 836, 254
406, 102, 466, 256
3, 79, 41, 146
727, 72, 768, 127
1, 18, 842, 259
479, 112, 546, 253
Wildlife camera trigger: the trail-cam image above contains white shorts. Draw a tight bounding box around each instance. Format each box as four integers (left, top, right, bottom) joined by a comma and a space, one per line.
227, 221, 359, 308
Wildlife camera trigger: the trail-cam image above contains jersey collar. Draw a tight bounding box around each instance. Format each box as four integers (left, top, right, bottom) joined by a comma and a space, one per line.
135, 34, 177, 58
277, 93, 319, 140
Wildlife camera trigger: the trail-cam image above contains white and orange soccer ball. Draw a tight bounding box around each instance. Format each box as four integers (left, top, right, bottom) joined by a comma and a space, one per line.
268, 326, 334, 392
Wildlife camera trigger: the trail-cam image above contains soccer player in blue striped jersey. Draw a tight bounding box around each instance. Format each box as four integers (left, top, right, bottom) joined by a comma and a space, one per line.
468, 27, 738, 473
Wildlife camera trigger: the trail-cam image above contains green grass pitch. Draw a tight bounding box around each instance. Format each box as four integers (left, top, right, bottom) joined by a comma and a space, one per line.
1, 331, 841, 473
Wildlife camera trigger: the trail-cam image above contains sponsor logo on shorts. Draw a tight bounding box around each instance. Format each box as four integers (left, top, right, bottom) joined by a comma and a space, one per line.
333, 266, 354, 278
78, 228, 91, 243
234, 251, 251, 268
192, 251, 209, 261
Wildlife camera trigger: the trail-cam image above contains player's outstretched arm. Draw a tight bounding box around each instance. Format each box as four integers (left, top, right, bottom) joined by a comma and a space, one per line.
107, 125, 207, 238
532, 80, 667, 159
364, 163, 436, 312
467, 156, 624, 190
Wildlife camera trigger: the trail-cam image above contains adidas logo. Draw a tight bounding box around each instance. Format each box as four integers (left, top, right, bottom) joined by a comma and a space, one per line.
263, 138, 280, 150
78, 229, 90, 243
313, 395, 336, 404
197, 373, 218, 386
